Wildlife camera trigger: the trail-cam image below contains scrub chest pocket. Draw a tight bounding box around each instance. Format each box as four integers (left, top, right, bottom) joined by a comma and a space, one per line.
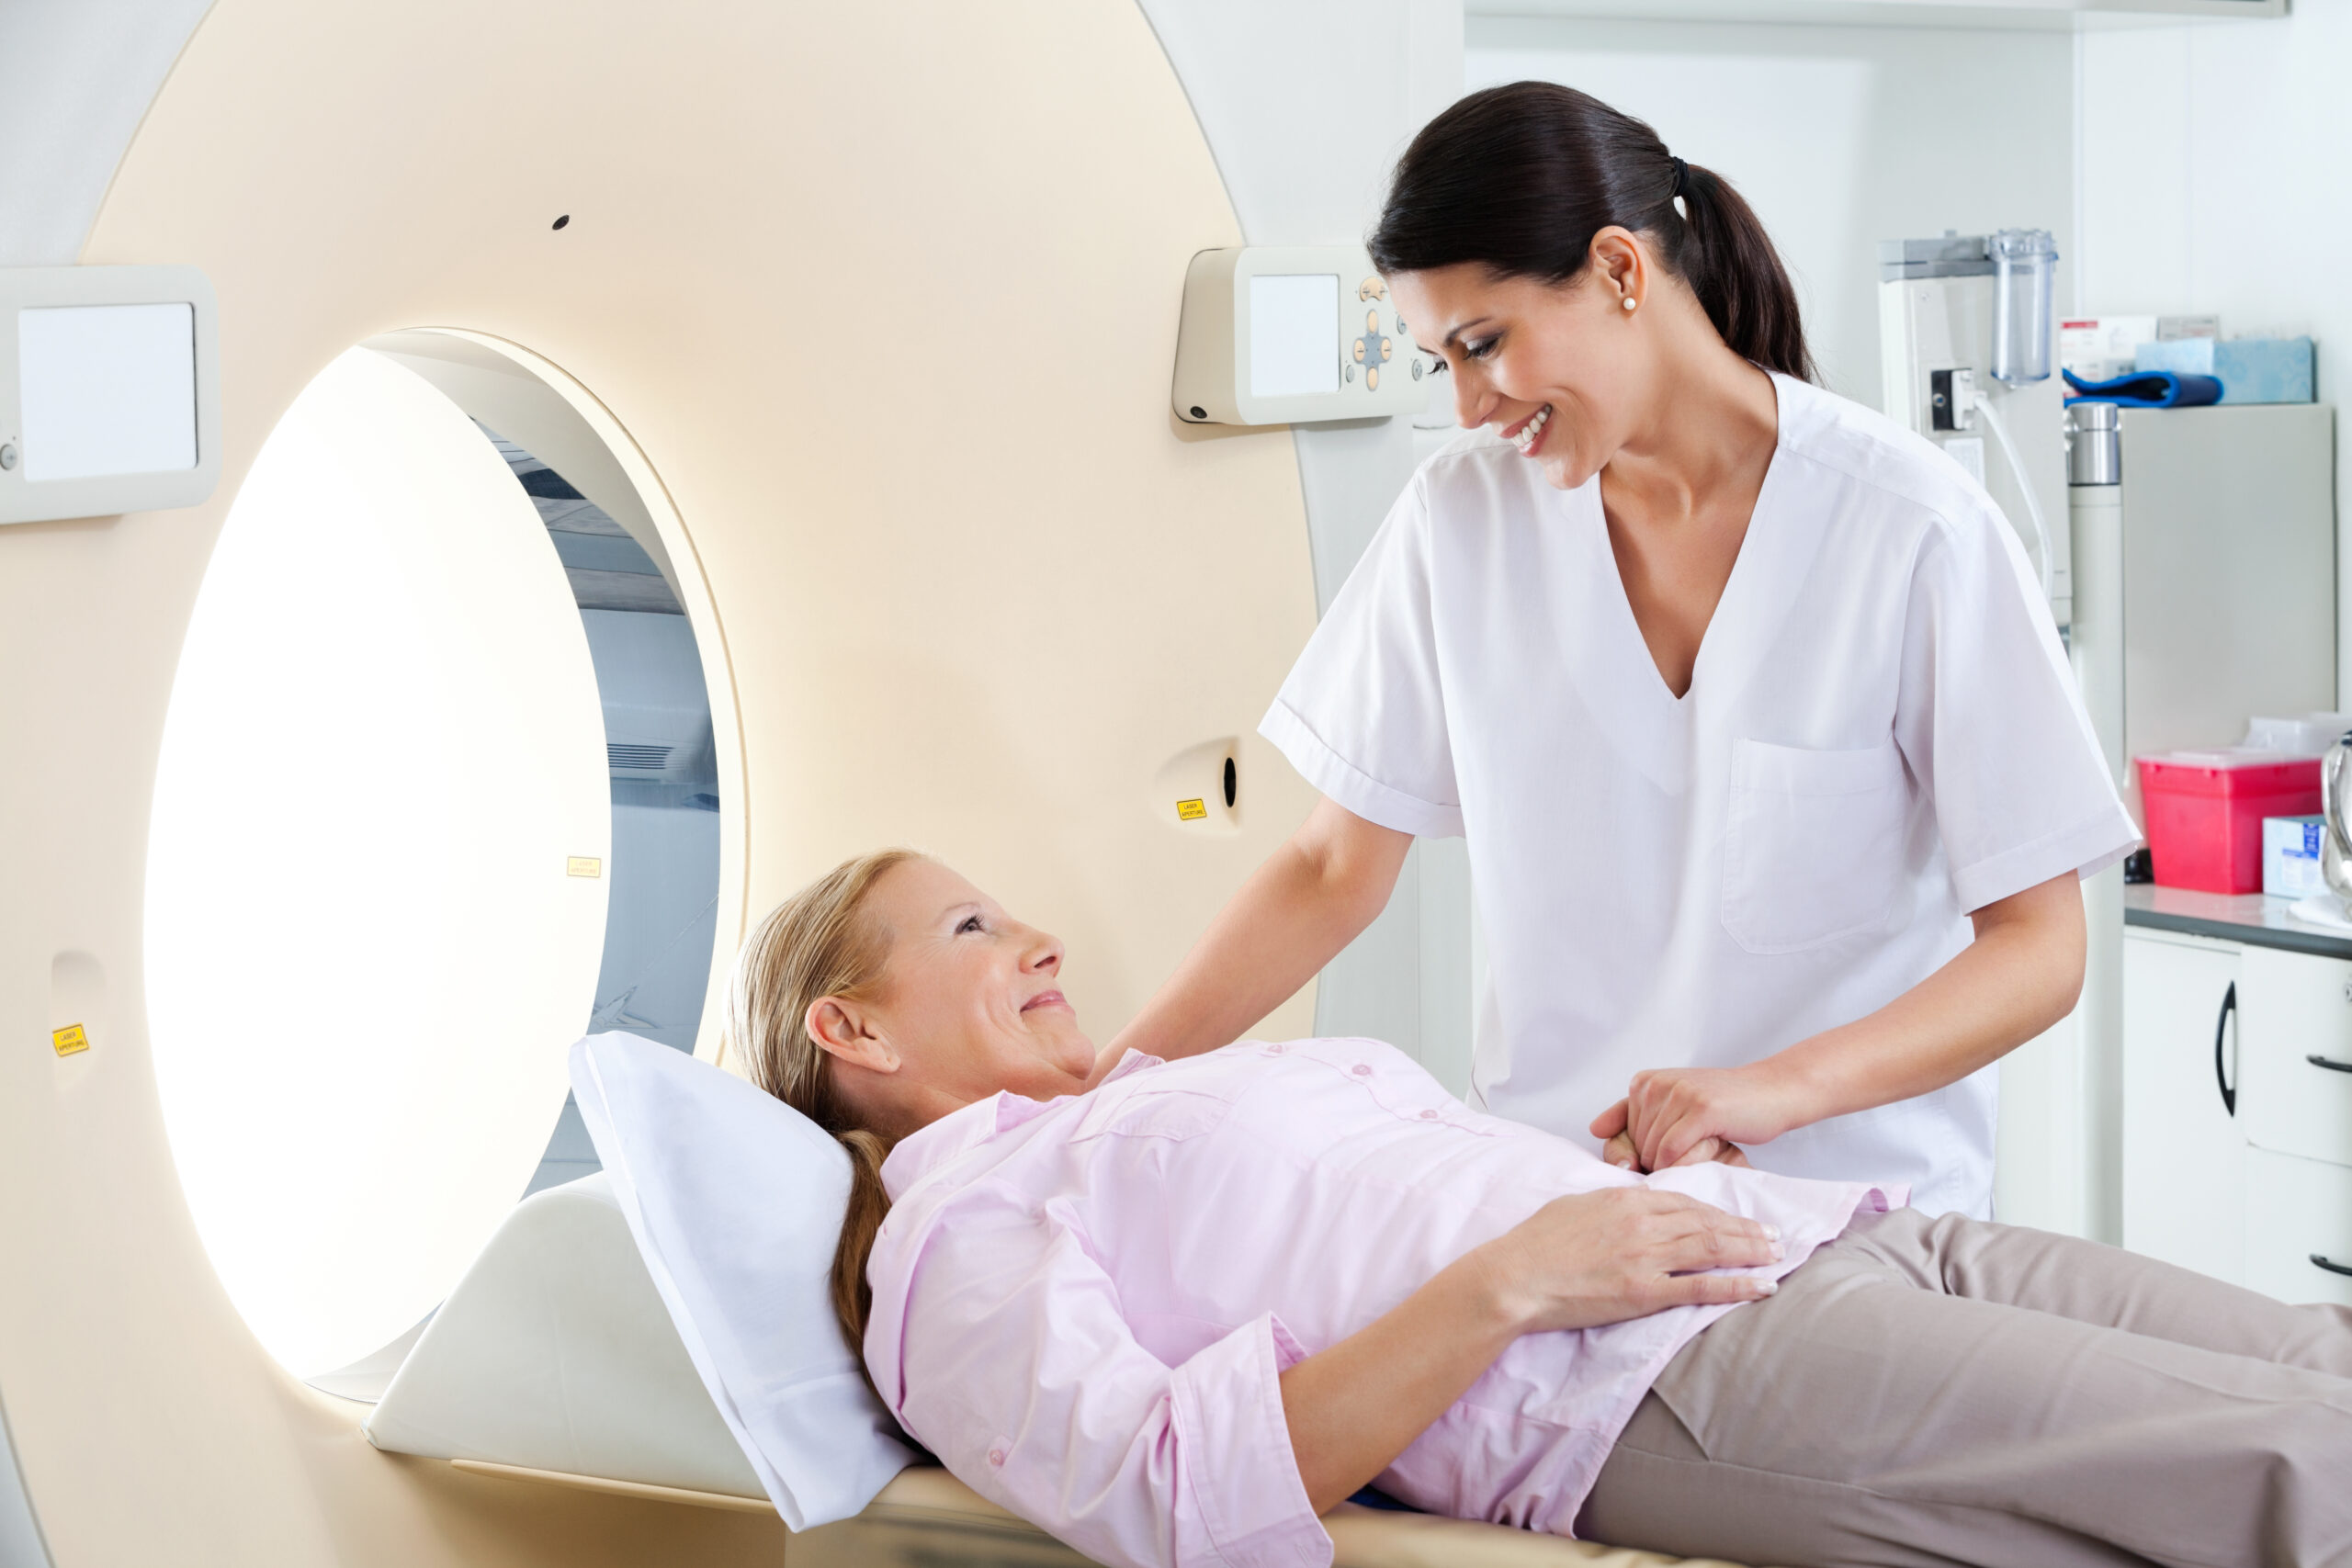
1722, 738, 1909, 954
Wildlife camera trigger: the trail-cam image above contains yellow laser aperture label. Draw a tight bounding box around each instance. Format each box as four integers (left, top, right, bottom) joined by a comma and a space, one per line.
1175, 798, 1208, 822
568, 856, 604, 878
51, 1023, 89, 1057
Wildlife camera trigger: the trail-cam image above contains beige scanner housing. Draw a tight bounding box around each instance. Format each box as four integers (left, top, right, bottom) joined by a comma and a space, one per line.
0, 2, 1749, 1565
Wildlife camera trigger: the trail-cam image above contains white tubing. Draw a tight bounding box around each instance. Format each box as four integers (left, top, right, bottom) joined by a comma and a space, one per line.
1971, 388, 2055, 602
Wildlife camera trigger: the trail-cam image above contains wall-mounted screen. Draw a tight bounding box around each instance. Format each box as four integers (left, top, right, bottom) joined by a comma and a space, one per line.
1172, 247, 1425, 426
1248, 274, 1339, 399
19, 301, 198, 481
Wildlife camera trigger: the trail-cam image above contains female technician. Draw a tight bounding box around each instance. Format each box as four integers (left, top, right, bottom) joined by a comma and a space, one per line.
1110, 82, 2136, 1217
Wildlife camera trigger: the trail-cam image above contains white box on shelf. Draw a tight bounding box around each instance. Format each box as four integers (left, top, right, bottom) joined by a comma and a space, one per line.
2060, 313, 2217, 383
2265, 815, 2328, 898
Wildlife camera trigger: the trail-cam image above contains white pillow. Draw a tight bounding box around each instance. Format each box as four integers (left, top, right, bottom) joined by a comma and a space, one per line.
569, 1031, 917, 1529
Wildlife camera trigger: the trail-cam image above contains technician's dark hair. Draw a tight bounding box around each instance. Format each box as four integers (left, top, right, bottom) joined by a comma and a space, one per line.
1370, 82, 1816, 384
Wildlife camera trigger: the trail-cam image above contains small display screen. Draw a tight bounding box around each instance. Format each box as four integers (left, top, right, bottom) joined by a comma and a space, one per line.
1249, 274, 1340, 399
18, 301, 198, 481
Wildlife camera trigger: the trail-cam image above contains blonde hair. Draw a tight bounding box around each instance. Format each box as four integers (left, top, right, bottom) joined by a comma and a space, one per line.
724, 848, 925, 1359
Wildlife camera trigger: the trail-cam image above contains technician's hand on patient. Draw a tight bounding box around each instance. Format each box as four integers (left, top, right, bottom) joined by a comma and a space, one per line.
1595, 1124, 1752, 1173
1586, 872, 2088, 1173
1277, 1187, 1781, 1514
1591, 1063, 1804, 1172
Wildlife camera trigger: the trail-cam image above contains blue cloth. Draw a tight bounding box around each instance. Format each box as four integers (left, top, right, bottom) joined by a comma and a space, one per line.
2135, 336, 2314, 403
2063, 367, 2222, 409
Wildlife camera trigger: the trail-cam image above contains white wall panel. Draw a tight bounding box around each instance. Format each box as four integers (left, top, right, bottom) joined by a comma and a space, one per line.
0, 0, 214, 267
1468, 16, 2075, 409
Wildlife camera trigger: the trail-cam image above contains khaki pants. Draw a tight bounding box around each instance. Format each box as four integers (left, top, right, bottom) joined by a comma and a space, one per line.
1578, 1207, 2352, 1568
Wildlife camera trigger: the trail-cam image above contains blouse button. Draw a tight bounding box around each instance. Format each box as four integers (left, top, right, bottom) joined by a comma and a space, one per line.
988, 1447, 1007, 1467
1419, 1109, 1440, 1120
1351, 1064, 1372, 1077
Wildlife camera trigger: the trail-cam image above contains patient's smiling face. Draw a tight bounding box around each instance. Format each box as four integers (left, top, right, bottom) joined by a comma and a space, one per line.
807, 857, 1100, 1136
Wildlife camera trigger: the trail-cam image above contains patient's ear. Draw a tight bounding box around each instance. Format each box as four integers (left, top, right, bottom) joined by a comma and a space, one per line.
806, 996, 899, 1075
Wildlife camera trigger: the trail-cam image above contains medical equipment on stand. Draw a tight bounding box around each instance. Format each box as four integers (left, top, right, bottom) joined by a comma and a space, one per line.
2065, 400, 2336, 825
2029, 393, 2337, 1241
1878, 231, 2070, 633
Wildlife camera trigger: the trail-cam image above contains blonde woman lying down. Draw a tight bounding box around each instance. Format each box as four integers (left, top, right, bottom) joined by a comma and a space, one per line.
727, 850, 2352, 1568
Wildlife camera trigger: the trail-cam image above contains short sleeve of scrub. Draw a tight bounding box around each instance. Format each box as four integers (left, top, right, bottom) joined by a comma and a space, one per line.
1261, 473, 1465, 839
1895, 498, 2141, 912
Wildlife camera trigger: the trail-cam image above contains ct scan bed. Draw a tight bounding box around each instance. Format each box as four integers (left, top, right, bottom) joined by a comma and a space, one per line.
361, 1174, 1760, 1568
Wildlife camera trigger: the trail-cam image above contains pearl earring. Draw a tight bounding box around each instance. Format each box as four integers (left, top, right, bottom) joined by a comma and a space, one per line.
1623, 296, 1637, 311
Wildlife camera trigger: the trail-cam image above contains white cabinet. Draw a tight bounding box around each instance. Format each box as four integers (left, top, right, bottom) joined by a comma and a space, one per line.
2121, 926, 2352, 1303
2237, 947, 2352, 1168
2244, 1149, 2352, 1308
2120, 931, 2245, 1283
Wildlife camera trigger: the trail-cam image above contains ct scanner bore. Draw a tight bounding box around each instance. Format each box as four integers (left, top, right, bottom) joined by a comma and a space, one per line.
1, 1, 1318, 1562
145, 331, 733, 1398
145, 343, 613, 1384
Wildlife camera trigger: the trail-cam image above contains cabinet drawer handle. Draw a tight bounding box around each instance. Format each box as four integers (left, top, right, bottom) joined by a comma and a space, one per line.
2214, 982, 2238, 1116
2314, 1255, 2352, 1279
2309, 1054, 2352, 1075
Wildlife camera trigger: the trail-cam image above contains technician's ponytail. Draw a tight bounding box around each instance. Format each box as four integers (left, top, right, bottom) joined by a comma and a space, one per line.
1369, 82, 1817, 383
1671, 160, 1813, 386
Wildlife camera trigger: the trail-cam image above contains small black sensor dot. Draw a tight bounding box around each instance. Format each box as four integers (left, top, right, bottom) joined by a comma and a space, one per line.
552, 214, 571, 231
1188, 405, 1206, 420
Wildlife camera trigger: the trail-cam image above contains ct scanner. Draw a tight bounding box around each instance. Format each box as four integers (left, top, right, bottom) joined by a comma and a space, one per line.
0, 3, 1755, 1565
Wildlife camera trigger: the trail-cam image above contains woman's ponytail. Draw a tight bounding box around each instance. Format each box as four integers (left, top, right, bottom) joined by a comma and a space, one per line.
1369, 81, 1817, 383
831, 1128, 893, 1353
725, 848, 927, 1363
1672, 161, 1816, 384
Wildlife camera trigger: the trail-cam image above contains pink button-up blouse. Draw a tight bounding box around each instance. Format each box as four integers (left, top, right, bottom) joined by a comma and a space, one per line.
865, 1040, 1893, 1568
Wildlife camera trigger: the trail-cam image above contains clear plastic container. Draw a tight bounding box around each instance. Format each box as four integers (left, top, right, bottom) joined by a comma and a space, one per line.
2243, 713, 2352, 758
1990, 228, 2059, 387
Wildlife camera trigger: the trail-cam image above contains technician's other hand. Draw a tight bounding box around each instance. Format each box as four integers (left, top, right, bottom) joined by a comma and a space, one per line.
1473, 1188, 1781, 1333
1591, 1101, 1752, 1172
1602, 1064, 1808, 1174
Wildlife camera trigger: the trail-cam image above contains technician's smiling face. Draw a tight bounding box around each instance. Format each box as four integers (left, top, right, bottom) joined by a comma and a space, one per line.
1391, 246, 1652, 492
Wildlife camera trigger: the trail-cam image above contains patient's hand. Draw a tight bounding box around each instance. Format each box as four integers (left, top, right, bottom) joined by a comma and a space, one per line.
1473, 1188, 1783, 1334
1276, 1186, 1781, 1514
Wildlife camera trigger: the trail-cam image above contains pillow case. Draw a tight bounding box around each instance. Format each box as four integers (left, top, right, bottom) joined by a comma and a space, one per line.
569, 1031, 916, 1528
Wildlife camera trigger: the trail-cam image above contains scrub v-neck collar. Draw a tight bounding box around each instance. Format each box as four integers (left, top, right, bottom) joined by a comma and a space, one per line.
1558, 372, 1831, 795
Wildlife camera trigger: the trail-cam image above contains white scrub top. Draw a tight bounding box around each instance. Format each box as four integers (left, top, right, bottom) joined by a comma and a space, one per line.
1261, 374, 2137, 1218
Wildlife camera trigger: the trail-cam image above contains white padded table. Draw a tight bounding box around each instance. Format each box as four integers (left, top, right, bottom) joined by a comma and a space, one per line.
365, 1175, 1762, 1568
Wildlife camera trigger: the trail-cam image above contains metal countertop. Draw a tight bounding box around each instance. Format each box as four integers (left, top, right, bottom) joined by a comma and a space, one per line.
2123, 883, 2352, 960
